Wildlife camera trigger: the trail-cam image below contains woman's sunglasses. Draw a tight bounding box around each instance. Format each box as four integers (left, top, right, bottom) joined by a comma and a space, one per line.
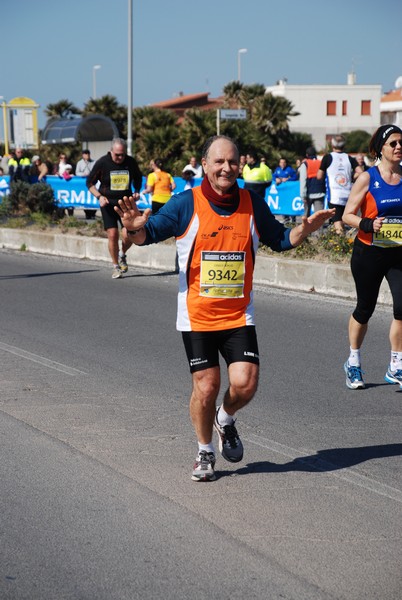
384, 139, 402, 148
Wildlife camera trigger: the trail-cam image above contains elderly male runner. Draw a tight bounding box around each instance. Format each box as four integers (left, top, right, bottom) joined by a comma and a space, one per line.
115, 135, 334, 481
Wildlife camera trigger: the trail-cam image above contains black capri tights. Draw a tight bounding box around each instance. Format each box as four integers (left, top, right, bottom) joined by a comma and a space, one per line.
351, 238, 402, 324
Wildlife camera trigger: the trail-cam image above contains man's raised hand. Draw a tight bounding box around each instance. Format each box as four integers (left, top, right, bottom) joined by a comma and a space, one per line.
114, 195, 151, 231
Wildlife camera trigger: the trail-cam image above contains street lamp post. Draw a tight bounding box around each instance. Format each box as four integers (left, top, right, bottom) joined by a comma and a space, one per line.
237, 48, 247, 82
127, 0, 133, 156
0, 96, 9, 155
92, 65, 101, 99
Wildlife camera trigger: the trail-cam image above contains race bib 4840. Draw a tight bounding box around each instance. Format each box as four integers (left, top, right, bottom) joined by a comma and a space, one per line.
373, 217, 402, 247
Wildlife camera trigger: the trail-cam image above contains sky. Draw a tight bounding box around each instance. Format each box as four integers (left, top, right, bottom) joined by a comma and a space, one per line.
2, 0, 402, 131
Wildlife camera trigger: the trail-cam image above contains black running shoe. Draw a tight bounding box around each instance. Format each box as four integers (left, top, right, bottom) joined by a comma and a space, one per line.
214, 410, 244, 463
119, 255, 128, 273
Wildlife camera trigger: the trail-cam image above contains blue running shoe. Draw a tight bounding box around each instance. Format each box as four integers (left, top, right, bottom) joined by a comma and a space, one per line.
344, 361, 365, 389
384, 367, 402, 388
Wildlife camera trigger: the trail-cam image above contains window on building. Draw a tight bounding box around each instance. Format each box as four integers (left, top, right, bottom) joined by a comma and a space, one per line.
327, 101, 336, 116
342, 101, 347, 116
361, 100, 371, 116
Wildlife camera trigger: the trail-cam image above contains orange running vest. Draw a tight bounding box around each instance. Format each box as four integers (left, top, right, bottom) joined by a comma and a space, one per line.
175, 186, 260, 331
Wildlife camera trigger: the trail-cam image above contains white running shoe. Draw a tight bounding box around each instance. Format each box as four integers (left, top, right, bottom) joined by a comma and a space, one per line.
344, 361, 365, 389
112, 266, 122, 279
191, 451, 216, 481
384, 367, 402, 388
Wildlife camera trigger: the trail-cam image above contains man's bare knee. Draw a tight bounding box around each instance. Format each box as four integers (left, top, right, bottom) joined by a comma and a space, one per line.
192, 369, 220, 404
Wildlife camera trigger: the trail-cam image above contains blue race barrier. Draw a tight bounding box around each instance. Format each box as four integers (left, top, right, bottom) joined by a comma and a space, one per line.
0, 175, 311, 215
237, 179, 305, 216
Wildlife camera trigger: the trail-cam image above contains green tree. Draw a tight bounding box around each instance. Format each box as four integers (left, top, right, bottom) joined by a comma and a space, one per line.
44, 99, 81, 119
343, 130, 371, 153
272, 130, 314, 164
252, 94, 299, 136
222, 81, 244, 107
222, 82, 300, 164
238, 84, 267, 110
82, 95, 128, 137
133, 107, 182, 173
223, 82, 267, 113
180, 109, 217, 158
43, 100, 83, 166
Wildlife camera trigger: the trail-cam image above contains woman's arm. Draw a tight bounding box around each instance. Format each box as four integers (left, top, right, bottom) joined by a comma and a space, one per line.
342, 172, 370, 228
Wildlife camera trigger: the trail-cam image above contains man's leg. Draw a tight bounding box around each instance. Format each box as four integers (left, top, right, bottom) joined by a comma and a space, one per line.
303, 199, 311, 218
106, 227, 124, 279
334, 220, 345, 234
190, 367, 220, 482
189, 366, 221, 445
223, 361, 259, 415
106, 227, 120, 265
333, 204, 345, 234
313, 199, 325, 235
121, 238, 132, 256
214, 361, 259, 463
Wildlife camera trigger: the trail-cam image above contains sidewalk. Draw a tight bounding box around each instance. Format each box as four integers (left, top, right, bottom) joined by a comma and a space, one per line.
0, 226, 392, 305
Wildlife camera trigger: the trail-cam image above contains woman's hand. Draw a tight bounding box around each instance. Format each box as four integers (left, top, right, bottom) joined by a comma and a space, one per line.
373, 217, 385, 232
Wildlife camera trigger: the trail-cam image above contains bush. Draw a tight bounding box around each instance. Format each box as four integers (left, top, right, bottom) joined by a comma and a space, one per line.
4, 181, 56, 216
259, 224, 355, 263
319, 226, 355, 259
26, 182, 56, 214
0, 193, 12, 217
7, 181, 30, 213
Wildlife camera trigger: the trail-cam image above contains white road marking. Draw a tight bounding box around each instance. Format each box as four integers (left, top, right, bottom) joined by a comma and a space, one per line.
0, 342, 87, 376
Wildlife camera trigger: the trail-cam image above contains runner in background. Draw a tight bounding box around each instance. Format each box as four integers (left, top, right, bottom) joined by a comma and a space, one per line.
342, 125, 402, 389
87, 138, 142, 279
317, 135, 361, 234
142, 159, 176, 215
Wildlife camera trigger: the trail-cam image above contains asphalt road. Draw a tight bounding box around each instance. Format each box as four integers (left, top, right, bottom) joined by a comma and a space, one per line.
1, 250, 401, 600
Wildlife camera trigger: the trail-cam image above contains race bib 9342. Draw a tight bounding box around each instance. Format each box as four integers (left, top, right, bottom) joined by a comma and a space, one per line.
199, 251, 246, 298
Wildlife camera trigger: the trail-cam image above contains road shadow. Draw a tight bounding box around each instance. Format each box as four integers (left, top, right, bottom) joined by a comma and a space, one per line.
0, 269, 99, 280
121, 270, 178, 279
223, 443, 402, 477
362, 382, 400, 389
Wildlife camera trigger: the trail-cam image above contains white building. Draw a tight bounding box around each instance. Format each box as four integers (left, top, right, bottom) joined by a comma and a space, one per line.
266, 74, 381, 151
380, 84, 402, 128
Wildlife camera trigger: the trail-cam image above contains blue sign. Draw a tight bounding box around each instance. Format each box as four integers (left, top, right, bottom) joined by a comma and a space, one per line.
237, 179, 305, 216
0, 175, 311, 215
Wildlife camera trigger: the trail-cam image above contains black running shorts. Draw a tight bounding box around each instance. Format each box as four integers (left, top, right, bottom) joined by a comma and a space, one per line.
100, 202, 122, 230
328, 202, 345, 223
182, 325, 260, 373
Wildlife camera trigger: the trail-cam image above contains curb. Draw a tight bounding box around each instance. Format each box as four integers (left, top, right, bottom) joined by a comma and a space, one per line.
0, 228, 392, 305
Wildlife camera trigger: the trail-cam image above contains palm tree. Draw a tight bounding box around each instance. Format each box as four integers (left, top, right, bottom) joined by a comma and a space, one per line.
223, 81, 244, 108
238, 84, 266, 110
252, 94, 299, 136
44, 99, 81, 119
82, 95, 127, 137
223, 82, 266, 112
180, 109, 217, 158
133, 107, 181, 172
